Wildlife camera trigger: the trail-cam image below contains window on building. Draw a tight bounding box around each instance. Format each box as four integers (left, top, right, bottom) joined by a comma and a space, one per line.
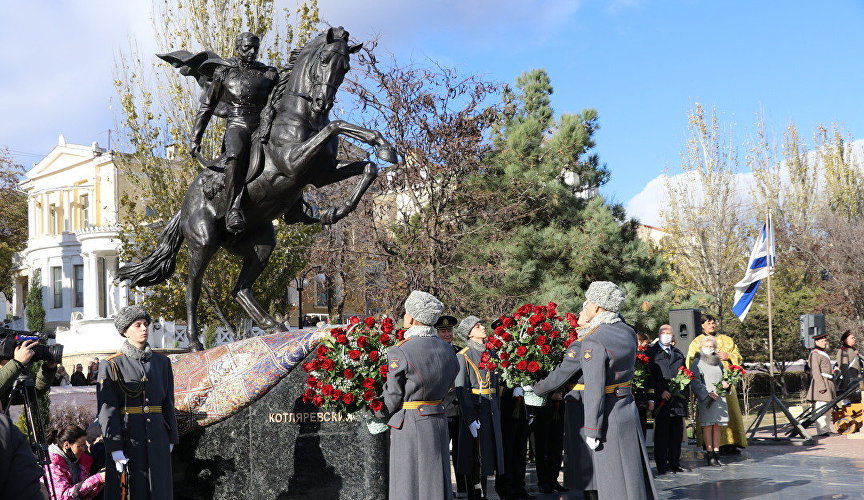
80, 194, 89, 227
52, 266, 63, 308
73, 264, 84, 307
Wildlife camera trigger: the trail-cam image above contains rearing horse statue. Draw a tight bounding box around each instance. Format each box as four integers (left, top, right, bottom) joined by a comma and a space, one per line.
118, 27, 396, 350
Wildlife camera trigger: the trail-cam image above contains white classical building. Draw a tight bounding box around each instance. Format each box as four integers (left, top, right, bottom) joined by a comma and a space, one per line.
10, 135, 133, 345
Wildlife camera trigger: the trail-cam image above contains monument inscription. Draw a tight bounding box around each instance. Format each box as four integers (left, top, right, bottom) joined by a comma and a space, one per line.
173, 351, 388, 500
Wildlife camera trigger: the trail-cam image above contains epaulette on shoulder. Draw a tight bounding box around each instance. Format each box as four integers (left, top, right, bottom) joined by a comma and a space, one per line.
106, 352, 122, 361
396, 337, 413, 347
457, 346, 470, 355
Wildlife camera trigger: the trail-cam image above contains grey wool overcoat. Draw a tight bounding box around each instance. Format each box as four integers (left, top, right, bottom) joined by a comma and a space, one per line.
377, 326, 460, 500
97, 348, 179, 500
533, 334, 594, 491
454, 340, 506, 476
807, 348, 837, 402
581, 321, 658, 500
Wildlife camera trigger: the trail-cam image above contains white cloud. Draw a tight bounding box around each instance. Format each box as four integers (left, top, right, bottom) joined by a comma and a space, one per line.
626, 138, 864, 228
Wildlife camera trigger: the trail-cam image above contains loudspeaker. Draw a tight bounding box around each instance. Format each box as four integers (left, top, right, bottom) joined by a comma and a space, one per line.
799, 314, 825, 350
668, 308, 701, 356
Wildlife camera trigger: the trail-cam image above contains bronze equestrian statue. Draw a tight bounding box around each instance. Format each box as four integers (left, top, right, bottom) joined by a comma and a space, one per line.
118, 27, 396, 350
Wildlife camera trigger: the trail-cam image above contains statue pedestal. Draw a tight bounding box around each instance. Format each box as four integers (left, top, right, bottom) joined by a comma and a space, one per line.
173, 352, 388, 499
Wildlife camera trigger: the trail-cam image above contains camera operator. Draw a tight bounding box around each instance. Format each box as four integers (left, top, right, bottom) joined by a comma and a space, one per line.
0, 339, 57, 412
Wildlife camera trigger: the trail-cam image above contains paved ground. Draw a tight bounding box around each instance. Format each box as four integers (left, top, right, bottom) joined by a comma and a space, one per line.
462, 433, 864, 500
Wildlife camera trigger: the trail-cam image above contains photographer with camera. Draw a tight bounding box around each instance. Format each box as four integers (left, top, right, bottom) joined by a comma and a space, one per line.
0, 338, 57, 412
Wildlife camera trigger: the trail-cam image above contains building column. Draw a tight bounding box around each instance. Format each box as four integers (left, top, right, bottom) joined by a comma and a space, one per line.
41, 194, 49, 236
28, 197, 35, 239
82, 252, 99, 319
61, 255, 73, 323
12, 276, 26, 318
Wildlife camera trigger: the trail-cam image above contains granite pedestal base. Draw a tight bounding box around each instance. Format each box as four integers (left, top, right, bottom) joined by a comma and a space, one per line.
173, 353, 388, 500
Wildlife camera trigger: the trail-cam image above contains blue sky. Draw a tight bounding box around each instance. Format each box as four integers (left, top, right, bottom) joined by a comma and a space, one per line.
2, 1, 863, 225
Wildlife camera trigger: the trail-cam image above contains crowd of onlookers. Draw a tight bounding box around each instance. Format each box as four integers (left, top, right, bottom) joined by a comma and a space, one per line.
50, 358, 101, 387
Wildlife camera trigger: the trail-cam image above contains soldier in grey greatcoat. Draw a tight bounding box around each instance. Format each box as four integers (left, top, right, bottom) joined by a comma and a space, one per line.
453, 315, 505, 500
530, 327, 594, 496
377, 291, 459, 500
806, 332, 837, 436
580, 282, 658, 500
97, 305, 179, 500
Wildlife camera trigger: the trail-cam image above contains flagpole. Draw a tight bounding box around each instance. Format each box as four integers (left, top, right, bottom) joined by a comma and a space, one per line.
767, 208, 775, 378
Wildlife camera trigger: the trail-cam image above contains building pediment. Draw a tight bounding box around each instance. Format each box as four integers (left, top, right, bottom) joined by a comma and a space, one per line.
23, 139, 111, 189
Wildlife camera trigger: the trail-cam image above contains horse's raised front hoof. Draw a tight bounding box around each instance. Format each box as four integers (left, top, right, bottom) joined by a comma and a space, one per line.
188, 341, 205, 352
376, 145, 398, 164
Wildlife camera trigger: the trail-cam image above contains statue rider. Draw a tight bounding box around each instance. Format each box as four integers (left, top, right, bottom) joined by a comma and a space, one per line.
189, 32, 279, 234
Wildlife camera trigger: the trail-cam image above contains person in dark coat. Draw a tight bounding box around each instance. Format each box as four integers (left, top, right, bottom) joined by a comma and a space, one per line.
435, 314, 468, 499
70, 364, 88, 387
835, 331, 861, 403
528, 391, 566, 494
530, 329, 590, 497
646, 325, 688, 475
377, 291, 459, 500
454, 315, 505, 500
495, 386, 533, 500
0, 413, 45, 499
97, 305, 179, 500
580, 281, 658, 500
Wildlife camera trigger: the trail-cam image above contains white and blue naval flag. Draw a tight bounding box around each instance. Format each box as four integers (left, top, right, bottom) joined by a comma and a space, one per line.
731, 217, 776, 321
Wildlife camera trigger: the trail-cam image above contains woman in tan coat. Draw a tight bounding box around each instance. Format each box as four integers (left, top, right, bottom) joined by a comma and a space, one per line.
806, 332, 836, 436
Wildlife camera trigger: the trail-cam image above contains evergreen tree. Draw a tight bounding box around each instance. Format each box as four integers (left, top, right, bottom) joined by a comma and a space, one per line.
25, 270, 44, 334
18, 269, 50, 436
453, 69, 670, 330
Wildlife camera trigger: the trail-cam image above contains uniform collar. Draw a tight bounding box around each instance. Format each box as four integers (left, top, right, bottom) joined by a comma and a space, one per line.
121, 340, 152, 361
466, 339, 486, 351
404, 325, 437, 338
588, 311, 621, 327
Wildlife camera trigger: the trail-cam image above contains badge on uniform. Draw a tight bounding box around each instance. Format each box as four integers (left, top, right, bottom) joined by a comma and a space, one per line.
567, 351, 575, 358
390, 361, 399, 369
583, 349, 592, 360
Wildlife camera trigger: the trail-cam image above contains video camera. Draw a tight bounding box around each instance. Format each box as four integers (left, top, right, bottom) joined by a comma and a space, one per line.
0, 328, 64, 364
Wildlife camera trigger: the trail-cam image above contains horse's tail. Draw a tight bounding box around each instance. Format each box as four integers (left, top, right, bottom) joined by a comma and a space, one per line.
118, 210, 185, 287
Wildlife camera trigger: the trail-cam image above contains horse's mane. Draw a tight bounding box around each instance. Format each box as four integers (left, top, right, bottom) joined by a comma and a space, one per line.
260, 34, 330, 140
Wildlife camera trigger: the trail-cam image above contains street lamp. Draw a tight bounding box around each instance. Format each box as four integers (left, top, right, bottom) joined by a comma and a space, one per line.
295, 266, 322, 328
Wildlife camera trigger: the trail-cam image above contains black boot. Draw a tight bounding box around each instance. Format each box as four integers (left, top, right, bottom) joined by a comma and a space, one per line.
704, 452, 713, 466
712, 451, 724, 466
226, 207, 246, 233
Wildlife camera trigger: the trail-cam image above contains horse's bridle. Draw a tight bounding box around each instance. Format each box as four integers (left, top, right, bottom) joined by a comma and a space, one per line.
284, 82, 340, 103
285, 46, 347, 105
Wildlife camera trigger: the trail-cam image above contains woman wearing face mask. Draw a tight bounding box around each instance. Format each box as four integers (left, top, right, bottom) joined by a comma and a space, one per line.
45, 425, 105, 499
689, 337, 730, 466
